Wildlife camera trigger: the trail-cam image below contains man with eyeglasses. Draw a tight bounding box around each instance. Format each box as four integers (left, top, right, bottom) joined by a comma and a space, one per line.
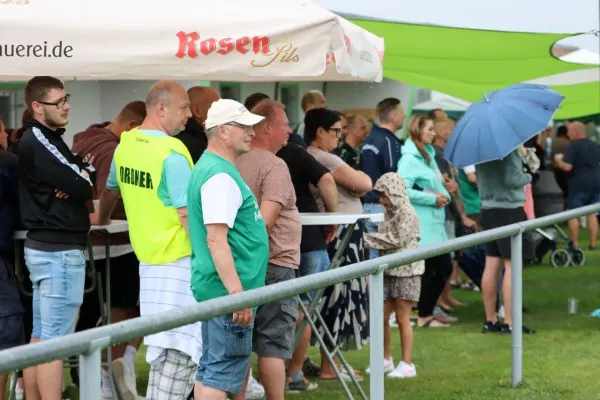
18, 76, 96, 400
188, 99, 268, 400
92, 80, 202, 400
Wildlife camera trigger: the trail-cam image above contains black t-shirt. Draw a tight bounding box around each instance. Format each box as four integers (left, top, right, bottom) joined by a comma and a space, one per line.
565, 138, 600, 193
333, 141, 360, 170
277, 143, 329, 252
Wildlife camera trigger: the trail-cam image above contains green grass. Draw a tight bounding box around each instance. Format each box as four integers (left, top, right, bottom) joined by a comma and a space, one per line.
10, 234, 600, 399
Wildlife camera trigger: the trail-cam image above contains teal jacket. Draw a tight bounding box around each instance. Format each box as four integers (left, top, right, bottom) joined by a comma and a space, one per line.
397, 139, 450, 247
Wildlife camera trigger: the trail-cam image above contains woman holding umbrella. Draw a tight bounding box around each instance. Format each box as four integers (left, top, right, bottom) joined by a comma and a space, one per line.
443, 83, 564, 335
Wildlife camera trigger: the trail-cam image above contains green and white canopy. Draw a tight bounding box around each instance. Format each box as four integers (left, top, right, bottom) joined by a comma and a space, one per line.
316, 0, 600, 119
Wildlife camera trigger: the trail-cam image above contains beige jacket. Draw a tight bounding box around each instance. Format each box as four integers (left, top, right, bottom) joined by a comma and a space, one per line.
363, 173, 425, 278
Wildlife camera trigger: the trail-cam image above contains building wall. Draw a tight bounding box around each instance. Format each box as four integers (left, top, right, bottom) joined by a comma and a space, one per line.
9, 78, 413, 147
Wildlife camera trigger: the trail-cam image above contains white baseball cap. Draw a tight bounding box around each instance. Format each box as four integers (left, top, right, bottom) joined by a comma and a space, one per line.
205, 99, 265, 130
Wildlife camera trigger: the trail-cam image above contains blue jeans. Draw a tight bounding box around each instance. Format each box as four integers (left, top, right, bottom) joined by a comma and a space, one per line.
363, 203, 385, 259
299, 250, 330, 304
24, 247, 85, 340
196, 314, 254, 394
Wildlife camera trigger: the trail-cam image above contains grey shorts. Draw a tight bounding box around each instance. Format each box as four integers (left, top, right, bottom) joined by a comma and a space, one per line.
253, 264, 298, 360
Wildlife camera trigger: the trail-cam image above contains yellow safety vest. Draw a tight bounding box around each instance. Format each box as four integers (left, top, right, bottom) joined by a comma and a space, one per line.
114, 128, 193, 264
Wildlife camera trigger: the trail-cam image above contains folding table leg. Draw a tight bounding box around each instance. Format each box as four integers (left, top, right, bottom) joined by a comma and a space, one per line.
296, 298, 354, 400
293, 221, 366, 398
295, 222, 357, 345
298, 296, 368, 400
103, 233, 121, 400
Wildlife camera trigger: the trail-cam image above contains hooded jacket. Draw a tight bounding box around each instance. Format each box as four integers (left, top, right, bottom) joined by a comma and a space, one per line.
363, 173, 424, 277
18, 121, 96, 247
176, 118, 207, 164
72, 123, 129, 245
397, 139, 450, 247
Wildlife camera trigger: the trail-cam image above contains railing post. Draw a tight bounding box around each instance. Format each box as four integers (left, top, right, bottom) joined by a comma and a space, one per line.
79, 338, 110, 400
79, 348, 101, 400
511, 232, 523, 387
369, 264, 386, 400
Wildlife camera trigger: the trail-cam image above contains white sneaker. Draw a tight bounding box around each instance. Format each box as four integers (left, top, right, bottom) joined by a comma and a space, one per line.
365, 357, 394, 374
497, 305, 505, 319
246, 374, 265, 400
387, 361, 417, 379
10, 374, 24, 400
112, 358, 139, 400
389, 314, 398, 328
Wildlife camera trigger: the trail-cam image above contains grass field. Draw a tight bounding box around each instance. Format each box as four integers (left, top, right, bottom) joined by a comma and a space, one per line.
8, 234, 600, 399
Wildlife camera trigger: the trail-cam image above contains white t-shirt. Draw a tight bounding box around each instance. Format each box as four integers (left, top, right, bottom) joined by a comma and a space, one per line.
463, 165, 476, 174
201, 173, 243, 228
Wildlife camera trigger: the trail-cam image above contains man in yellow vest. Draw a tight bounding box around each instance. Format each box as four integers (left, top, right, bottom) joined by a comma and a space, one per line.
92, 80, 201, 400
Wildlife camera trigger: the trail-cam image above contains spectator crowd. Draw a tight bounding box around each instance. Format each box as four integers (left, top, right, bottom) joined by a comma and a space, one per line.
1, 76, 598, 400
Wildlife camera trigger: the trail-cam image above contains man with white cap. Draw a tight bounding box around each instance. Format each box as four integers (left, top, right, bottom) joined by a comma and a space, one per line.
188, 99, 270, 400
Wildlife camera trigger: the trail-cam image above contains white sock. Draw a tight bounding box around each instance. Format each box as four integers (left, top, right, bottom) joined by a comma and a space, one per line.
101, 369, 112, 394
123, 345, 137, 372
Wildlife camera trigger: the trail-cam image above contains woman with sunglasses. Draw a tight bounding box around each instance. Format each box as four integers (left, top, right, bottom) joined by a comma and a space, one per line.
304, 108, 372, 382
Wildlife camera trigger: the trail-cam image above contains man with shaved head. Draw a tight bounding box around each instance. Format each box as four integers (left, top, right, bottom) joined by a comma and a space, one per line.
176, 86, 221, 163
555, 121, 600, 249
92, 80, 201, 400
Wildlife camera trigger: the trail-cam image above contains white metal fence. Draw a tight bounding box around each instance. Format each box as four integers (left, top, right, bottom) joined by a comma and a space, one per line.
1, 203, 599, 399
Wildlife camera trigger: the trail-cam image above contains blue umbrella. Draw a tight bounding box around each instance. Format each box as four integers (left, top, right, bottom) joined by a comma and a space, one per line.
443, 83, 564, 169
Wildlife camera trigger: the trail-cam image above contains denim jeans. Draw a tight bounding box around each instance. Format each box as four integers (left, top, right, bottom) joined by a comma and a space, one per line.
24, 247, 86, 340
363, 203, 385, 259
196, 314, 254, 394
299, 249, 330, 304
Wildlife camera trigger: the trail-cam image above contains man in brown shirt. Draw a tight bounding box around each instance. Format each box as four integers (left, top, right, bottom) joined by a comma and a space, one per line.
236, 99, 301, 400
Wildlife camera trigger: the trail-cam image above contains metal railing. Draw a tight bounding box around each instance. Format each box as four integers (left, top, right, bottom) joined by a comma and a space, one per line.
1, 203, 599, 400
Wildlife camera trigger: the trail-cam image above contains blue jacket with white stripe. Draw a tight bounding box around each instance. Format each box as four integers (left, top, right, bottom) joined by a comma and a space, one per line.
360, 124, 403, 204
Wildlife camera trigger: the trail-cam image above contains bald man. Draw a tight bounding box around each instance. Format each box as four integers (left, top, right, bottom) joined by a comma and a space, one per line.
176, 86, 221, 163
93, 80, 201, 400
555, 121, 600, 249
297, 90, 326, 142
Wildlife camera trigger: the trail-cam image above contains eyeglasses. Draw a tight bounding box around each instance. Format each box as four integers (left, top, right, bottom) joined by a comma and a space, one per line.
225, 122, 253, 133
37, 94, 70, 109
328, 128, 342, 138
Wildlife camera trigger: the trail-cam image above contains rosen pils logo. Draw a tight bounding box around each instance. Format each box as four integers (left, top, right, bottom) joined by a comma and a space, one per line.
175, 32, 300, 67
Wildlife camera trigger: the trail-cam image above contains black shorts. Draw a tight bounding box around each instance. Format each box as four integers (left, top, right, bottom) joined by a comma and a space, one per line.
0, 314, 23, 351
84, 251, 139, 310
481, 207, 526, 259
98, 251, 140, 309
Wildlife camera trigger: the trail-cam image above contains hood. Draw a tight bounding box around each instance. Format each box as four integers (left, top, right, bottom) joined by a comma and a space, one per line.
72, 123, 118, 149
401, 138, 436, 162
373, 172, 409, 214
182, 118, 208, 144
364, 172, 420, 251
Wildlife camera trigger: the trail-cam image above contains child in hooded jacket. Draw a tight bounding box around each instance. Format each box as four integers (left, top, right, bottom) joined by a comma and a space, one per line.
364, 172, 424, 379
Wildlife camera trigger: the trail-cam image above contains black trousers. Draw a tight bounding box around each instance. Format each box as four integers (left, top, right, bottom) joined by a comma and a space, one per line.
418, 253, 453, 318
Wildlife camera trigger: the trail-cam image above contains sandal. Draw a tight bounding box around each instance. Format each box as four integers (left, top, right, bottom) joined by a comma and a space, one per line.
321, 366, 364, 382
418, 318, 450, 328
